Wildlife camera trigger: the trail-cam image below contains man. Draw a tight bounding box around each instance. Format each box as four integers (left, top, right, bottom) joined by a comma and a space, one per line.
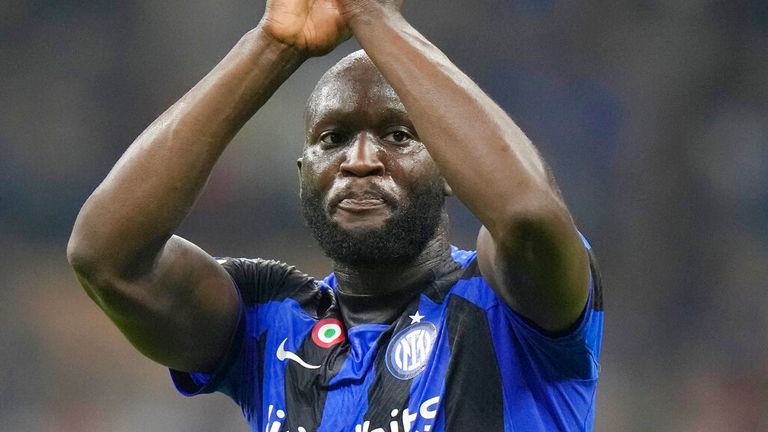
68, 0, 604, 430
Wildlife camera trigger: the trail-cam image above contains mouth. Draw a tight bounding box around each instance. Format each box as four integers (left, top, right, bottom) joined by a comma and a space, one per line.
328, 184, 395, 215
336, 197, 387, 213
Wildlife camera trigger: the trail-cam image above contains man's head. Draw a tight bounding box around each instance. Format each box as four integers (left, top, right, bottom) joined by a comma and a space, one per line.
298, 51, 450, 266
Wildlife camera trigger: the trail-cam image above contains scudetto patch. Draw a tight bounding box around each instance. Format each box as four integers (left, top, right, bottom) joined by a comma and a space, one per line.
386, 322, 437, 380
311, 318, 346, 348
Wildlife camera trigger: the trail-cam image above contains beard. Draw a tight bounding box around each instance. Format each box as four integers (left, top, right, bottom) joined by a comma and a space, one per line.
301, 179, 446, 266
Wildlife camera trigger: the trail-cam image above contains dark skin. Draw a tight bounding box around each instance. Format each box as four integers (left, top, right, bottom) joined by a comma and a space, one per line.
67, 0, 588, 374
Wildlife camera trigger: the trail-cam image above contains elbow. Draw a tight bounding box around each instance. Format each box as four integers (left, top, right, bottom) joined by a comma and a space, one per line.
67, 202, 119, 278
67, 227, 86, 270
66, 219, 114, 281
67, 230, 128, 308
67, 229, 99, 278
67, 201, 98, 272
66, 215, 158, 313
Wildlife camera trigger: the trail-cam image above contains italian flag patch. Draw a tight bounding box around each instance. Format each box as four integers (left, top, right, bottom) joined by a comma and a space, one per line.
312, 318, 345, 348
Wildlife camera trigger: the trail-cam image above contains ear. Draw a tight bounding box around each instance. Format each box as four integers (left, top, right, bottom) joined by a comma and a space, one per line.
297, 158, 304, 194
442, 178, 453, 197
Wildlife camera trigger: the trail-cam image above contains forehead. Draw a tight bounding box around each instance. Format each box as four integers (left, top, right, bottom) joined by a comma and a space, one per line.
305, 61, 408, 129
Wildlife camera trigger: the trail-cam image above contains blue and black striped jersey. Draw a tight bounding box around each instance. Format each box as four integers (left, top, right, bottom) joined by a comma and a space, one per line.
171, 245, 604, 431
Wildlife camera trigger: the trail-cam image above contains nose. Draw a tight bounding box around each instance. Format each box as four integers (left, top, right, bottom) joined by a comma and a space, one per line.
339, 132, 385, 177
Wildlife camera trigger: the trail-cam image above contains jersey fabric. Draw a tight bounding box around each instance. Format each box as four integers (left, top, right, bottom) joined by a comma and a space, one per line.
171, 244, 604, 432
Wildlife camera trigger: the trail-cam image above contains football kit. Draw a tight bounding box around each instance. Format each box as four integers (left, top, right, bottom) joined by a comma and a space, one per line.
171, 245, 604, 432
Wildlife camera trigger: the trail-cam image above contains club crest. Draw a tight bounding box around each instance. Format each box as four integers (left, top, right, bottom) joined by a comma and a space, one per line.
386, 322, 437, 380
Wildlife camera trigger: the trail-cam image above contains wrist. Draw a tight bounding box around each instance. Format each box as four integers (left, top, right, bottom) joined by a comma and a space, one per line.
344, 2, 403, 31
245, 25, 311, 63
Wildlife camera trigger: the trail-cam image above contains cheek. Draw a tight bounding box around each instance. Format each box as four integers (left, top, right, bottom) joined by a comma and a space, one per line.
391, 149, 440, 183
301, 153, 340, 193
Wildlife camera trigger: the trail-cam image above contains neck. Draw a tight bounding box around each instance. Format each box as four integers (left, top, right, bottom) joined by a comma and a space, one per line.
332, 227, 452, 297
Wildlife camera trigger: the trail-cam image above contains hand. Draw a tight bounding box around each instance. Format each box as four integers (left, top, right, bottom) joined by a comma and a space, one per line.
261, 0, 351, 56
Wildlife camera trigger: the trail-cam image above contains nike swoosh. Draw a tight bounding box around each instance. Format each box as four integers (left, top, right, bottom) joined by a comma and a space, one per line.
276, 338, 321, 370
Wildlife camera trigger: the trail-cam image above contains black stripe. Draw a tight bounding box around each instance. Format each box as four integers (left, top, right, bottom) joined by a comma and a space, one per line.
221, 258, 331, 317
422, 259, 464, 304
282, 306, 350, 432
587, 248, 604, 311
251, 333, 266, 420
443, 296, 504, 432
459, 258, 481, 280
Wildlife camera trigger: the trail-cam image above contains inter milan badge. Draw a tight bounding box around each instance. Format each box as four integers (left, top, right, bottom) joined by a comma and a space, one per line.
311, 318, 346, 348
386, 312, 437, 380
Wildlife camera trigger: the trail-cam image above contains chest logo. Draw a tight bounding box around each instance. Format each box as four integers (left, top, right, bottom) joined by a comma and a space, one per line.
311, 318, 346, 348
276, 339, 321, 370
386, 321, 438, 380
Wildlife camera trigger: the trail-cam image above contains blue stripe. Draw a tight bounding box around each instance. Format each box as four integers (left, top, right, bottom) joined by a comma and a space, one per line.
578, 231, 593, 249
256, 298, 317, 431
449, 245, 476, 268
317, 323, 388, 432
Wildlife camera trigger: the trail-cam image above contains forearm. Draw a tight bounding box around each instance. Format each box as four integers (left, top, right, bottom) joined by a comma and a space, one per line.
69, 27, 305, 276
346, 6, 589, 330
347, 7, 560, 235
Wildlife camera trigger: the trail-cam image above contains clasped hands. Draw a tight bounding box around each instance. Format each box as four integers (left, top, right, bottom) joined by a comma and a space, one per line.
261, 0, 405, 56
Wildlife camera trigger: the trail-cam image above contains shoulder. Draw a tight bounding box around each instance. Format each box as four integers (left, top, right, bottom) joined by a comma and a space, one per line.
215, 257, 322, 306
438, 246, 496, 307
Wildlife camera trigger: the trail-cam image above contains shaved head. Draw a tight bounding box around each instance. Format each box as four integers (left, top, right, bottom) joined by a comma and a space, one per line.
307, 50, 380, 106
306, 50, 379, 107
305, 50, 404, 136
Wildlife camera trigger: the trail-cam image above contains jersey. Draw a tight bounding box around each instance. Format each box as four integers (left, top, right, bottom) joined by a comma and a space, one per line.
171, 244, 604, 432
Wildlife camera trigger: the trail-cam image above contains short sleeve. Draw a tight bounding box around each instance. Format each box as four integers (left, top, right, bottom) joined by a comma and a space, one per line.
504, 246, 605, 380
168, 257, 316, 404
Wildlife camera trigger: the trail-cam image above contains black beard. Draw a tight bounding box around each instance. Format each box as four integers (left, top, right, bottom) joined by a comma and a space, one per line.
301, 180, 446, 266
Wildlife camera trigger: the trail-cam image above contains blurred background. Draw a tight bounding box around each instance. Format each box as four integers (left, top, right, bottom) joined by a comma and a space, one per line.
1, 0, 766, 430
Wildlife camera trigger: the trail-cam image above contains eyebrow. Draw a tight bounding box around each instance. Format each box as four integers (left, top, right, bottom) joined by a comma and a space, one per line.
310, 107, 411, 128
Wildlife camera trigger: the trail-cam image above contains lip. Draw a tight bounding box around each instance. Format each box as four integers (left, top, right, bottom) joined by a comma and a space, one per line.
328, 182, 396, 213
336, 198, 387, 213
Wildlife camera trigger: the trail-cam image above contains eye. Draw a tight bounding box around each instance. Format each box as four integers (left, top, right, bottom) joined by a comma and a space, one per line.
319, 131, 348, 147
382, 129, 414, 145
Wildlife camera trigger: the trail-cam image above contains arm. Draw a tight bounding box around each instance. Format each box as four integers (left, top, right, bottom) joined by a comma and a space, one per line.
67, 1, 349, 372
340, 2, 589, 332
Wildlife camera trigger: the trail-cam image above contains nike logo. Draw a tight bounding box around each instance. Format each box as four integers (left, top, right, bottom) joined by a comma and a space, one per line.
276, 339, 321, 370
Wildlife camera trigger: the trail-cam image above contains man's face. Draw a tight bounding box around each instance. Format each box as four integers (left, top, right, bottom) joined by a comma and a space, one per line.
298, 58, 446, 266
